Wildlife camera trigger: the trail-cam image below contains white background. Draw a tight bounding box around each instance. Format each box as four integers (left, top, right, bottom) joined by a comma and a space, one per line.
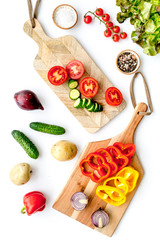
1, 0, 160, 239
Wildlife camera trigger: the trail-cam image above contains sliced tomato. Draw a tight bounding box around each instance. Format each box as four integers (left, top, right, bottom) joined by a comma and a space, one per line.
105, 87, 123, 106
48, 66, 68, 86
79, 77, 99, 98
66, 60, 85, 80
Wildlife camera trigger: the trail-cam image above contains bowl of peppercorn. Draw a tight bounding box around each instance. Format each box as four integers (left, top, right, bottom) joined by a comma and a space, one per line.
116, 50, 141, 75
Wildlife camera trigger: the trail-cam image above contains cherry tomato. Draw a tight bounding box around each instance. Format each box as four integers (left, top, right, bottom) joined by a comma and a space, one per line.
112, 34, 120, 42
66, 60, 85, 80
120, 32, 127, 39
104, 28, 112, 37
102, 14, 110, 22
95, 8, 104, 16
105, 87, 123, 106
79, 77, 99, 98
48, 66, 68, 86
112, 26, 120, 33
106, 21, 113, 28
84, 15, 92, 24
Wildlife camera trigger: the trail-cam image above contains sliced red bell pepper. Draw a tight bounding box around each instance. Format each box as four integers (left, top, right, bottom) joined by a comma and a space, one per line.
106, 146, 129, 171
113, 142, 136, 158
79, 153, 111, 183
95, 148, 118, 175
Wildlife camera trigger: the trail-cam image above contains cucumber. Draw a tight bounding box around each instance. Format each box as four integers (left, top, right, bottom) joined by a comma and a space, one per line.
30, 122, 65, 135
85, 99, 92, 109
87, 104, 95, 112
69, 89, 81, 100
93, 102, 99, 112
98, 104, 103, 112
81, 98, 88, 108
11, 130, 39, 159
68, 79, 78, 89
73, 98, 82, 108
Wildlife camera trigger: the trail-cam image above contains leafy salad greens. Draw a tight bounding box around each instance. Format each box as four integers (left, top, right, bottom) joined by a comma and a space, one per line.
116, 0, 160, 56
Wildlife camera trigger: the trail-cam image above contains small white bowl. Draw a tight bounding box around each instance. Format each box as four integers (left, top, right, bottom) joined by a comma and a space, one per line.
52, 4, 78, 30
116, 49, 141, 75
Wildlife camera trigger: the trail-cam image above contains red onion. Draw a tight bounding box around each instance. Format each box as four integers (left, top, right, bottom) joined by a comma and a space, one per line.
70, 192, 88, 211
14, 90, 44, 110
91, 209, 109, 228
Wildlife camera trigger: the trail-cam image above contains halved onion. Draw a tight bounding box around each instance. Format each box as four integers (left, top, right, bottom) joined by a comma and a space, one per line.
70, 192, 88, 211
91, 209, 109, 228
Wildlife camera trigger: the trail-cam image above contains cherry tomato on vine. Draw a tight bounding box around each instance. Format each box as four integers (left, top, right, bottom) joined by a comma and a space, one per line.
120, 32, 127, 39
79, 77, 99, 98
102, 14, 110, 22
66, 60, 85, 80
112, 34, 120, 42
95, 8, 104, 16
48, 66, 68, 86
112, 26, 120, 33
106, 21, 113, 28
84, 15, 92, 24
105, 87, 123, 106
104, 28, 112, 37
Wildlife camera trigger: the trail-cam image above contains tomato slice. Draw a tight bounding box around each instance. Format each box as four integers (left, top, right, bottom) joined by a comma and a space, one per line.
105, 87, 123, 106
66, 60, 85, 80
79, 77, 99, 98
48, 66, 68, 86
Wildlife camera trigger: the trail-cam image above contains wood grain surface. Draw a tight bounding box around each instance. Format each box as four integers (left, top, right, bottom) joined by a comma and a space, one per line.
53, 103, 147, 237
23, 19, 126, 133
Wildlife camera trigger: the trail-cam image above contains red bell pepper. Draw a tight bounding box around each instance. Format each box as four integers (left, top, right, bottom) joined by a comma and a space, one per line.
113, 142, 136, 158
106, 146, 130, 171
21, 191, 46, 216
95, 148, 118, 175
79, 153, 111, 183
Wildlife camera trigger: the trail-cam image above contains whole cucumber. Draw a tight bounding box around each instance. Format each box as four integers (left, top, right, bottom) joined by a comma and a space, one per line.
11, 130, 39, 159
29, 122, 65, 135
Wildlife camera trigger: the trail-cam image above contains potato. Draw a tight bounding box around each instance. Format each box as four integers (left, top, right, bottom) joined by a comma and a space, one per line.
9, 163, 31, 185
51, 140, 77, 161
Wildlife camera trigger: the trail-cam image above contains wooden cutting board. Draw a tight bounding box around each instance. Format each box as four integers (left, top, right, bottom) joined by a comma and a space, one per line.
53, 102, 147, 237
23, 19, 126, 133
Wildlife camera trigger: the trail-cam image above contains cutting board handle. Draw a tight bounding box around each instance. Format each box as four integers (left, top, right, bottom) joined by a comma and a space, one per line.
122, 102, 148, 143
23, 19, 50, 46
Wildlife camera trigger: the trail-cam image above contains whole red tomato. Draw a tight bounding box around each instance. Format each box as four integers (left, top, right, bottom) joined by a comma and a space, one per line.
112, 34, 120, 42
104, 28, 112, 37
95, 8, 104, 16
106, 21, 113, 28
112, 26, 120, 33
120, 32, 127, 39
84, 15, 92, 24
102, 14, 110, 22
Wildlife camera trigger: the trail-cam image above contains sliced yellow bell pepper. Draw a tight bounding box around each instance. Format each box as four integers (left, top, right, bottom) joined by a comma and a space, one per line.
115, 166, 139, 192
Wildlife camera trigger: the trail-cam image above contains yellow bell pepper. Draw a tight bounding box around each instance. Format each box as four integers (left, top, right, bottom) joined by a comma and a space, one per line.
96, 166, 139, 206
115, 166, 139, 192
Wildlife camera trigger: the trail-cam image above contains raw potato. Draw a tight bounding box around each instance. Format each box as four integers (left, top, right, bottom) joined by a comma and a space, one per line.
9, 163, 31, 185
51, 140, 77, 161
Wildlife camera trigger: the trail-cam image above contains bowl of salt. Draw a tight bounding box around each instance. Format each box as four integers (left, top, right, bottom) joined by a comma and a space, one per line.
52, 4, 78, 30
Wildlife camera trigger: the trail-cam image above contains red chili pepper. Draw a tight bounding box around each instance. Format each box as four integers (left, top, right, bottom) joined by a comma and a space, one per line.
95, 148, 118, 175
106, 146, 129, 171
21, 191, 46, 216
113, 142, 136, 158
79, 153, 111, 183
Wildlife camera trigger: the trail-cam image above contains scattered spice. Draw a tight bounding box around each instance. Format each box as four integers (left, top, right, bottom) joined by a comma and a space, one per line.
117, 52, 138, 73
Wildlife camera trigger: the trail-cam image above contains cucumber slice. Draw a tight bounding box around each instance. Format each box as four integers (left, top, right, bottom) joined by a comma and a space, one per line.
68, 79, 79, 89
98, 104, 103, 112
93, 102, 99, 112
85, 99, 92, 109
73, 98, 82, 108
87, 104, 95, 112
81, 98, 88, 108
69, 89, 81, 100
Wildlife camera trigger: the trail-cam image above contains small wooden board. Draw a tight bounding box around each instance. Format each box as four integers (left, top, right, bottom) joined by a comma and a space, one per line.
53, 103, 147, 237
23, 19, 126, 133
